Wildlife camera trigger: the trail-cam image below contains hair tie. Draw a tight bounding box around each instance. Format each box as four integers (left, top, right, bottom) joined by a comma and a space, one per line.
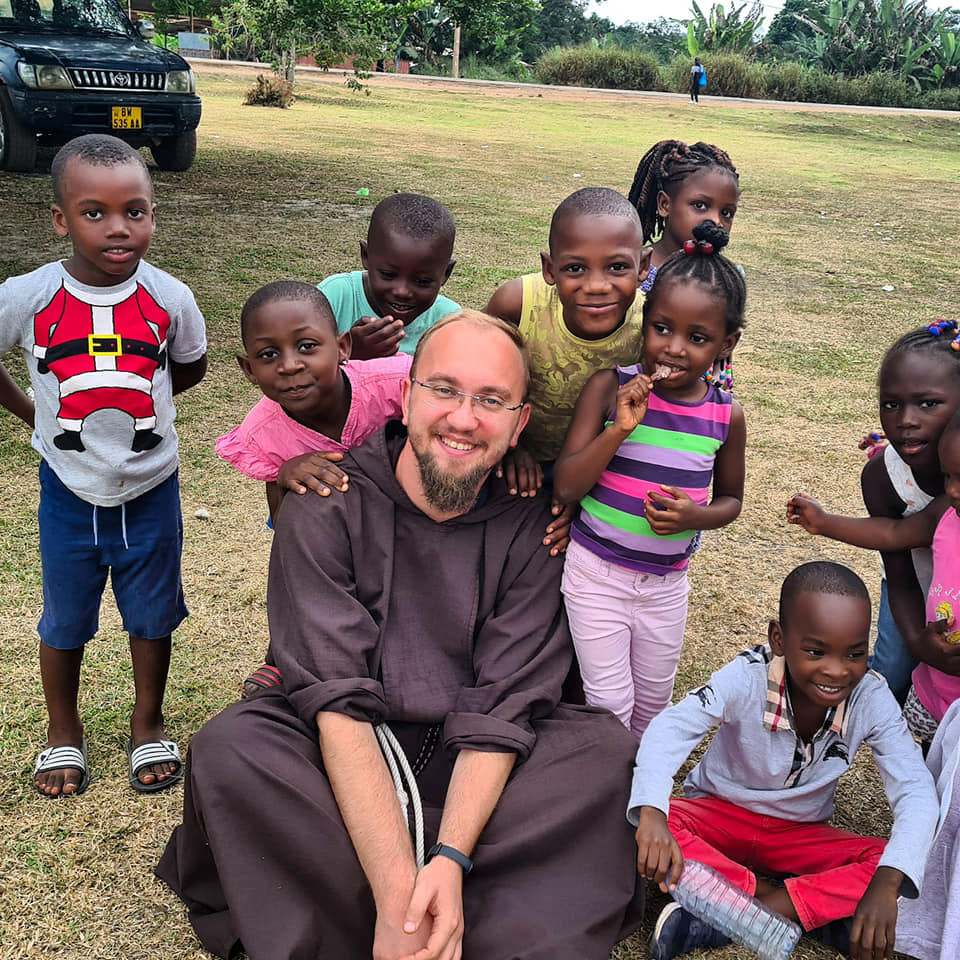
927, 318, 960, 351
858, 431, 887, 459
683, 239, 714, 255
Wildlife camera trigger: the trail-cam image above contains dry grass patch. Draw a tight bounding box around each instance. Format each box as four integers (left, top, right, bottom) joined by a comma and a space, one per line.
2, 69, 959, 958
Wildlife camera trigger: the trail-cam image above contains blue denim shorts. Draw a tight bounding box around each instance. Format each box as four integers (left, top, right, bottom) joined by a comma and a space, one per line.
38, 460, 188, 649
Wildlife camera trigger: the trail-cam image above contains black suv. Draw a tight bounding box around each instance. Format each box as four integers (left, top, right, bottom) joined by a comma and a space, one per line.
0, 0, 201, 172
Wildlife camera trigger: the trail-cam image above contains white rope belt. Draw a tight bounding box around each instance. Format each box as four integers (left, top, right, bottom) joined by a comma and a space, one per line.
375, 723, 425, 868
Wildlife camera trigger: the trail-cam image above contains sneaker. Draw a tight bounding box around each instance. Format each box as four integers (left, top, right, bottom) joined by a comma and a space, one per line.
650, 902, 732, 960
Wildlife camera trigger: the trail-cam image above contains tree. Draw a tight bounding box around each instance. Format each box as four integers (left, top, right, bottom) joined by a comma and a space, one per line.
930, 25, 960, 87
213, 0, 426, 81
152, 0, 215, 41
628, 17, 686, 61
762, 0, 827, 53
679, 1, 765, 56
792, 0, 948, 89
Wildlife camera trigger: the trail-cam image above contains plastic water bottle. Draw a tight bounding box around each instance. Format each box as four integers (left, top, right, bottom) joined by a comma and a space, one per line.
671, 860, 802, 960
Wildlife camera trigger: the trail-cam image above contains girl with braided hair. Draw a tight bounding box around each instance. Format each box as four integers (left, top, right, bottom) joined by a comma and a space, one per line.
553, 220, 746, 738
628, 139, 740, 294
858, 326, 960, 706
789, 324, 960, 737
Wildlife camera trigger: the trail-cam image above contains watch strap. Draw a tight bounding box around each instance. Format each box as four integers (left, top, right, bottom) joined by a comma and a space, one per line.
426, 842, 474, 875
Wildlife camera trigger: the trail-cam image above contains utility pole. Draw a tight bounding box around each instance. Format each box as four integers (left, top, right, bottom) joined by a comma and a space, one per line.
452, 24, 461, 78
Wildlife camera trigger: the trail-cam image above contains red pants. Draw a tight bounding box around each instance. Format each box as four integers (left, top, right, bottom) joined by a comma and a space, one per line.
669, 796, 886, 930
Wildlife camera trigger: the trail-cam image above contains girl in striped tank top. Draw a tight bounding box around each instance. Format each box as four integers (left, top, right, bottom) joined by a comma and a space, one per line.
554, 221, 746, 738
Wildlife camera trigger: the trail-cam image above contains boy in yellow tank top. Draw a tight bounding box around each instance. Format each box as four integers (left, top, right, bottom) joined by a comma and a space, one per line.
485, 188, 651, 470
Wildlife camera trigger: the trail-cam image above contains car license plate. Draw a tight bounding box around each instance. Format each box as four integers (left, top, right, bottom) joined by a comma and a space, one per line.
111, 106, 141, 130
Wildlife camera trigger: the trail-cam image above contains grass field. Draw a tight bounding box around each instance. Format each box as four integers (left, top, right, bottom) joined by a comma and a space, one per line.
2, 68, 959, 959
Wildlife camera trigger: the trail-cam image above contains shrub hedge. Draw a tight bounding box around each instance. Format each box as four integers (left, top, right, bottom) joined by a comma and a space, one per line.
535, 46, 661, 92
534, 46, 960, 111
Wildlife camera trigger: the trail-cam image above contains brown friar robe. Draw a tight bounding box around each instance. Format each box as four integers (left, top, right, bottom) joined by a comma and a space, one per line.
157, 423, 645, 960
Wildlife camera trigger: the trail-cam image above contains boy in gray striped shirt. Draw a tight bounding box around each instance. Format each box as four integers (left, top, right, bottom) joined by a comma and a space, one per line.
629, 562, 938, 960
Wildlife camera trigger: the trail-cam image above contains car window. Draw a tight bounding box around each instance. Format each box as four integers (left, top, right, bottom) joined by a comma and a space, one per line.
0, 0, 134, 34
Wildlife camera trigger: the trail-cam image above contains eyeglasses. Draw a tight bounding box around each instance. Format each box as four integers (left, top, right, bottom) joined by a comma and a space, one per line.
411, 379, 524, 417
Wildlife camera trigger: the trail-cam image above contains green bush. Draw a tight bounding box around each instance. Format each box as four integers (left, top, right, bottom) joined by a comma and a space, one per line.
918, 86, 960, 110
759, 60, 805, 101
243, 74, 296, 108
410, 61, 446, 77
535, 46, 661, 91
847, 72, 917, 107
533, 43, 960, 110
411, 57, 530, 82
663, 54, 762, 99
661, 57, 689, 93
703, 54, 764, 99
460, 55, 531, 83
796, 67, 846, 104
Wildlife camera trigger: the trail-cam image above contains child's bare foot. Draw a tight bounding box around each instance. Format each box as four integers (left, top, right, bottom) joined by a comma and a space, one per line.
128, 715, 181, 790
34, 720, 87, 797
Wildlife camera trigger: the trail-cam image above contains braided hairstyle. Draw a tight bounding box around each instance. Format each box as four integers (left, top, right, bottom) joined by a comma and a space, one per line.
628, 139, 739, 244
881, 323, 960, 386
644, 220, 746, 337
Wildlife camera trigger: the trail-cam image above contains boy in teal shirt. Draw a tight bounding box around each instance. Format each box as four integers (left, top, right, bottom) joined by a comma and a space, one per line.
320, 193, 459, 359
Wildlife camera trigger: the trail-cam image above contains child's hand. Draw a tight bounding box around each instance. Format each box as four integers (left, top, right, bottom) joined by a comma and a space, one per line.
350, 315, 405, 360
786, 493, 826, 534
849, 866, 901, 960
646, 486, 700, 535
634, 807, 684, 893
277, 451, 349, 497
917, 618, 960, 676
613, 373, 652, 435
496, 448, 543, 498
543, 501, 574, 557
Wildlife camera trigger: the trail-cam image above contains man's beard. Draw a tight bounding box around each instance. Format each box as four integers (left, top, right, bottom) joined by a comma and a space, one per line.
413, 445, 492, 515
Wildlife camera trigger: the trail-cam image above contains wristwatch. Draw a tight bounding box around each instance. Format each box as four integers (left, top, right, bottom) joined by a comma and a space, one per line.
425, 842, 474, 875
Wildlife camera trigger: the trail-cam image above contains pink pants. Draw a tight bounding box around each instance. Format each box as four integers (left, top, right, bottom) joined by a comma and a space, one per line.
561, 539, 690, 738
669, 796, 887, 931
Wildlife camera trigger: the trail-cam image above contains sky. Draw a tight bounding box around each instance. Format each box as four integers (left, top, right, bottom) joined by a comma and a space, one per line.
585, 0, 949, 27
584, 0, 786, 27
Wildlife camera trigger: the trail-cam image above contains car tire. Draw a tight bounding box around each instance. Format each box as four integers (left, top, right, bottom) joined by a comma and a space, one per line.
0, 87, 38, 172
150, 130, 196, 171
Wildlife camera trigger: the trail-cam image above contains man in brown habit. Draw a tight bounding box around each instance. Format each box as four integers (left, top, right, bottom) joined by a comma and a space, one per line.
157, 310, 644, 960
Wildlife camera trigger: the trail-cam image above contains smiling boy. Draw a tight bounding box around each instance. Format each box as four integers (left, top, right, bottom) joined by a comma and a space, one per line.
318, 193, 459, 360
630, 562, 938, 960
485, 187, 651, 466
0, 134, 207, 797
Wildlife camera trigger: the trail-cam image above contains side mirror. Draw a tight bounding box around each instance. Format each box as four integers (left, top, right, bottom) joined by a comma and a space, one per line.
137, 19, 156, 41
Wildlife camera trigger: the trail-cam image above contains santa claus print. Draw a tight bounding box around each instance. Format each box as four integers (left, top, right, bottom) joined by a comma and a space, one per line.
32, 278, 170, 452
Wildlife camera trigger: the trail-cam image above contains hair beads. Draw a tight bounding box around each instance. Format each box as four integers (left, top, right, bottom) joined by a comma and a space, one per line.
704, 360, 733, 391
926, 319, 960, 351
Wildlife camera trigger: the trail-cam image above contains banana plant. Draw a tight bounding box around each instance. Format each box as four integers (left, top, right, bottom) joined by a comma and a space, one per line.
931, 28, 960, 87
792, 0, 949, 89
679, 1, 764, 55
